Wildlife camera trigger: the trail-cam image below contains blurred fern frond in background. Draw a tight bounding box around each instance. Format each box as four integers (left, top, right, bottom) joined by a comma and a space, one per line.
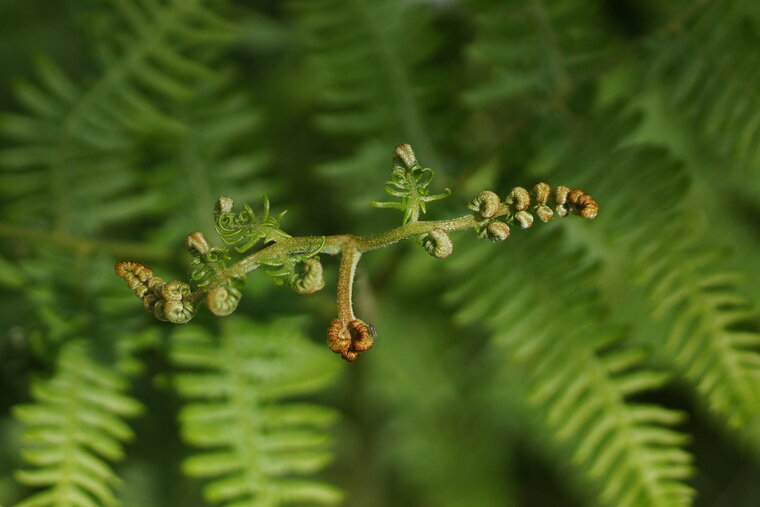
2, 0, 760, 506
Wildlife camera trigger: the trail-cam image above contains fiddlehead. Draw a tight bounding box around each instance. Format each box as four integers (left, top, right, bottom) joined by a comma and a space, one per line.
115, 262, 196, 323
116, 144, 598, 361
327, 318, 376, 362
206, 285, 242, 317
472, 183, 599, 241
369, 144, 451, 224
421, 228, 453, 259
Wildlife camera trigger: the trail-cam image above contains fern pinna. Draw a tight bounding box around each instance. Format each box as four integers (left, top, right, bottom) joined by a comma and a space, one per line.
0, 0, 234, 235
14, 342, 143, 507
171, 317, 343, 506
447, 231, 694, 507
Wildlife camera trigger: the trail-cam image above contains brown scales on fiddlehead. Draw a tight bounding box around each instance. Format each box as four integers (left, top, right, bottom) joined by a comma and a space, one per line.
114, 262, 196, 323
327, 318, 376, 362
116, 144, 598, 361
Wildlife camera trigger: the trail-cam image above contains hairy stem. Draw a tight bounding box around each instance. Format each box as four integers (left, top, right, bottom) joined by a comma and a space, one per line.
336, 243, 361, 322
197, 209, 487, 301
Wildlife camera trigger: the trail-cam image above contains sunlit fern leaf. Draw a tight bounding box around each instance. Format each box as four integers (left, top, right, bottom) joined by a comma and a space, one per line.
638, 238, 760, 429
287, 0, 449, 216
171, 317, 343, 506
464, 0, 617, 108
446, 231, 694, 507
649, 0, 760, 172
13, 341, 143, 507
0, 0, 236, 234
537, 106, 760, 436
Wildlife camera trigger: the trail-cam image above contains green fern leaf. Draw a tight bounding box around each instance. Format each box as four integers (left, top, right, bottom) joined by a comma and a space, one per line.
171, 317, 343, 506
0, 0, 236, 234
13, 342, 143, 507
287, 0, 448, 215
447, 232, 694, 507
465, 0, 616, 107
541, 107, 760, 434
650, 0, 760, 172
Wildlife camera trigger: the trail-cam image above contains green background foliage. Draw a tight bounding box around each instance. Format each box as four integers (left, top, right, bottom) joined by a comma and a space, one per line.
1, 0, 760, 505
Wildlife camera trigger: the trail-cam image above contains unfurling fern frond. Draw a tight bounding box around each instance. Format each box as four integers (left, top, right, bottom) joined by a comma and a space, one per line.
13, 342, 143, 507
214, 195, 291, 253
114, 261, 196, 324
447, 232, 694, 507
171, 317, 343, 506
370, 144, 450, 224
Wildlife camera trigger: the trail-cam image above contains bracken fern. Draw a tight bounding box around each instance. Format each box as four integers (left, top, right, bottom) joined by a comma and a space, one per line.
171, 317, 343, 506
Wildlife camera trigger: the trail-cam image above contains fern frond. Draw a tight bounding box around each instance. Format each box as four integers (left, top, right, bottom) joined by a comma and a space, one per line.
0, 0, 236, 233
465, 0, 616, 108
147, 85, 275, 244
637, 233, 760, 428
538, 108, 760, 436
171, 317, 343, 506
649, 0, 760, 172
288, 0, 448, 215
13, 341, 143, 507
447, 232, 694, 507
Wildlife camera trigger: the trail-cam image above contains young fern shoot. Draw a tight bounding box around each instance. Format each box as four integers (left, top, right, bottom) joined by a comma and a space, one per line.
116, 144, 599, 361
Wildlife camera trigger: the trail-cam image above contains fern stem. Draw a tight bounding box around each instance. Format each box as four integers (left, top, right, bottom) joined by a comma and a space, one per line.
336, 243, 361, 322
198, 212, 481, 300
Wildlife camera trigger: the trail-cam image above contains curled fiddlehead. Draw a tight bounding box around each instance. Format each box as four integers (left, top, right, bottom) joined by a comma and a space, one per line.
207, 285, 242, 317
421, 228, 453, 259
291, 257, 326, 295
472, 183, 599, 240
327, 318, 376, 362
469, 190, 501, 219
115, 262, 196, 323
261, 237, 326, 294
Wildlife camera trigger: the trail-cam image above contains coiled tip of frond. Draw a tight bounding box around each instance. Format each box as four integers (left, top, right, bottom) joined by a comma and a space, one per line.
155, 281, 195, 323
115, 261, 195, 324
485, 221, 511, 241
327, 318, 376, 362
215, 195, 234, 214
421, 228, 453, 259
568, 189, 599, 220
506, 186, 531, 211
185, 232, 211, 256
469, 190, 500, 218
393, 144, 417, 169
207, 285, 242, 317
497, 183, 598, 227
292, 257, 325, 294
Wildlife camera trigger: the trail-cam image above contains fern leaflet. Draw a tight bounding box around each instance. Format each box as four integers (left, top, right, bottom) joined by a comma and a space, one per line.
171, 317, 343, 506
14, 342, 143, 507
447, 232, 694, 507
